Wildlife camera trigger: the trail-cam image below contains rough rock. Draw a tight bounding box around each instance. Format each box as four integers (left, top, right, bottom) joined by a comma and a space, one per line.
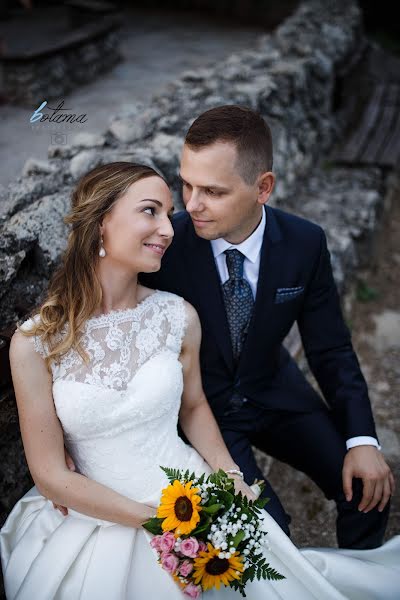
21, 158, 57, 178
70, 150, 103, 181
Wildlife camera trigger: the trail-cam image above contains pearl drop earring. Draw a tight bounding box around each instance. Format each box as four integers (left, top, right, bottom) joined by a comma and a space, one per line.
99, 236, 106, 258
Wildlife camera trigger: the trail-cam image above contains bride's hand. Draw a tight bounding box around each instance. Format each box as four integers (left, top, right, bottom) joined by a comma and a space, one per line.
52, 447, 77, 516
231, 475, 258, 502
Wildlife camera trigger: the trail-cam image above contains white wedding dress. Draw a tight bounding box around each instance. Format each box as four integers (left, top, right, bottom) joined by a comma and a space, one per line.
1, 290, 399, 600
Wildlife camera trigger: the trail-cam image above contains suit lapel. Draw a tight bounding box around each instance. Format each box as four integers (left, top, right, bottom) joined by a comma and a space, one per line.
184, 222, 235, 373
238, 206, 283, 372
182, 206, 283, 375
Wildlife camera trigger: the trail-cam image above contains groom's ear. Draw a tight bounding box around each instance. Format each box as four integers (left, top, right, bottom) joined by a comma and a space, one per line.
257, 171, 275, 205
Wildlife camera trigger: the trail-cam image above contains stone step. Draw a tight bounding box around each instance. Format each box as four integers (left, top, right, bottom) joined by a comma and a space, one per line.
335, 82, 400, 168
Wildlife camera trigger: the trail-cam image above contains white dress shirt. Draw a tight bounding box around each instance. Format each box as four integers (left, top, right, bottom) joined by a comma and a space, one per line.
210, 208, 380, 452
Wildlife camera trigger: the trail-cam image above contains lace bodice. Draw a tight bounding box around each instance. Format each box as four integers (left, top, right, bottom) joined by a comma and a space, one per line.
26, 290, 186, 390
21, 290, 205, 504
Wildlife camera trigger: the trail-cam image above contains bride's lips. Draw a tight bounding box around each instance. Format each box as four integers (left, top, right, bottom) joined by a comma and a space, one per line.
143, 243, 167, 256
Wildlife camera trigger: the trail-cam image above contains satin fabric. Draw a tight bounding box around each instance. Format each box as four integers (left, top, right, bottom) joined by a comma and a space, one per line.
2, 294, 399, 599
2, 479, 400, 599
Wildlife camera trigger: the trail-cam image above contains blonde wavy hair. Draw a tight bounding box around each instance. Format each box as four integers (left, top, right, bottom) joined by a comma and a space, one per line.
20, 161, 166, 371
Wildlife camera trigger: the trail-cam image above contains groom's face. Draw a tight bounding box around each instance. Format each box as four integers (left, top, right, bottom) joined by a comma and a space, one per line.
180, 141, 266, 244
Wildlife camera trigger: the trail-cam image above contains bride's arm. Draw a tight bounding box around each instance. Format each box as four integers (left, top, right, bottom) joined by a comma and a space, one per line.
178, 303, 256, 499
9, 331, 155, 528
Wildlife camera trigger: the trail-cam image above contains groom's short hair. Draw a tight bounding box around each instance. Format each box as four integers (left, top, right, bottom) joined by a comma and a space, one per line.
185, 105, 273, 184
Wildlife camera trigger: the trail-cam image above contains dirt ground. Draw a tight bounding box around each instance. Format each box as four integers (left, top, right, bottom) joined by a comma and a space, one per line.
260, 175, 400, 548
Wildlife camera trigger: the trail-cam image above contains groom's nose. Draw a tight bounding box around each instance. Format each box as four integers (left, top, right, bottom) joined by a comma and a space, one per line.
185, 189, 204, 214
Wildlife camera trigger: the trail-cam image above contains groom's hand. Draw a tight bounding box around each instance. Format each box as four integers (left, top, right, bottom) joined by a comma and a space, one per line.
342, 446, 395, 513
52, 447, 77, 516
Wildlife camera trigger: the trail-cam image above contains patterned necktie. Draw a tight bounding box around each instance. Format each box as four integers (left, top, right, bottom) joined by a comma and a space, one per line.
222, 249, 254, 363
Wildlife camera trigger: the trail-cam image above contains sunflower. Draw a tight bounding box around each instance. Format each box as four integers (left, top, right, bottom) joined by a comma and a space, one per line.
193, 542, 244, 590
157, 480, 202, 535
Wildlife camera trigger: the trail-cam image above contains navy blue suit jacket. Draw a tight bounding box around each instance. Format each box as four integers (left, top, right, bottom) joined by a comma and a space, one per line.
140, 206, 377, 441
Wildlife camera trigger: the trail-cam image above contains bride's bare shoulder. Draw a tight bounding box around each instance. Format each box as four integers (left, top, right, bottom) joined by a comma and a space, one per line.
10, 317, 45, 365
10, 328, 38, 362
182, 300, 201, 343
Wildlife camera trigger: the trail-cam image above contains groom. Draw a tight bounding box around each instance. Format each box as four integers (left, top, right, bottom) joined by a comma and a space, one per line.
140, 105, 394, 550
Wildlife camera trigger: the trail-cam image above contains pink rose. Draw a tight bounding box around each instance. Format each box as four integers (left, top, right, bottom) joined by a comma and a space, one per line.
161, 553, 180, 575
159, 531, 176, 553
198, 540, 207, 553
179, 559, 194, 577
150, 535, 162, 553
180, 537, 199, 558
183, 582, 202, 598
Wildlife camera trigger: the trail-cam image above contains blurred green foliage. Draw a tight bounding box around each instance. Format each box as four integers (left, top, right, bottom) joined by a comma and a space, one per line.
356, 280, 379, 303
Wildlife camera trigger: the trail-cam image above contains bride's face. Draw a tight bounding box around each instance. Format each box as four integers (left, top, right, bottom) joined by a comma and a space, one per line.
100, 176, 174, 273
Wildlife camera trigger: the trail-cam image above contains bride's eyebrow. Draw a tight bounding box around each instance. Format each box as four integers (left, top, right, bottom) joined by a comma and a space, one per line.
139, 198, 162, 206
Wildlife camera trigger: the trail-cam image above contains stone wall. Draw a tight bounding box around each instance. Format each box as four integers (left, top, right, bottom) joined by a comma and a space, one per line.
1, 16, 121, 106
0, 0, 369, 330
0, 0, 391, 542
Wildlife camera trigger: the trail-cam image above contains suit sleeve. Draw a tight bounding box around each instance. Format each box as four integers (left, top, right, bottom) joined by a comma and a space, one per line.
297, 228, 377, 440
139, 270, 163, 290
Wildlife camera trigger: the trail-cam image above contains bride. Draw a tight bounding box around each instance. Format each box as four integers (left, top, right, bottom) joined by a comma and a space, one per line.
1, 162, 399, 599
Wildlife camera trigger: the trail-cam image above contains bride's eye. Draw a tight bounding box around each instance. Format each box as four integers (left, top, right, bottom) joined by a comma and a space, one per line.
143, 207, 156, 216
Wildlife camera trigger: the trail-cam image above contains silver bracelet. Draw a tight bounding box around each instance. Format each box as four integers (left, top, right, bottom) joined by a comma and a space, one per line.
226, 468, 244, 480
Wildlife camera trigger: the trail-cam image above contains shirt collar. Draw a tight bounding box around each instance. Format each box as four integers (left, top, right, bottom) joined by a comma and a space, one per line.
211, 206, 266, 264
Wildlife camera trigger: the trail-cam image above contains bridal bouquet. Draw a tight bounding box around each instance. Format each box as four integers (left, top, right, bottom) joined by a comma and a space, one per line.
143, 467, 284, 597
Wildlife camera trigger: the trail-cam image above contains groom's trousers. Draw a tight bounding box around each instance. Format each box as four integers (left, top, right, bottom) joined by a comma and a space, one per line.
217, 389, 390, 551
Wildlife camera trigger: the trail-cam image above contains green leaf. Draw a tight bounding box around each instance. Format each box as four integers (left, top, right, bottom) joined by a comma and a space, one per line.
160, 465, 182, 483
207, 494, 219, 505
256, 562, 285, 581
216, 468, 227, 478
201, 503, 225, 515
208, 469, 226, 486
254, 496, 269, 509
232, 529, 245, 547
182, 469, 196, 482
142, 517, 164, 535
217, 490, 234, 511
190, 515, 212, 536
